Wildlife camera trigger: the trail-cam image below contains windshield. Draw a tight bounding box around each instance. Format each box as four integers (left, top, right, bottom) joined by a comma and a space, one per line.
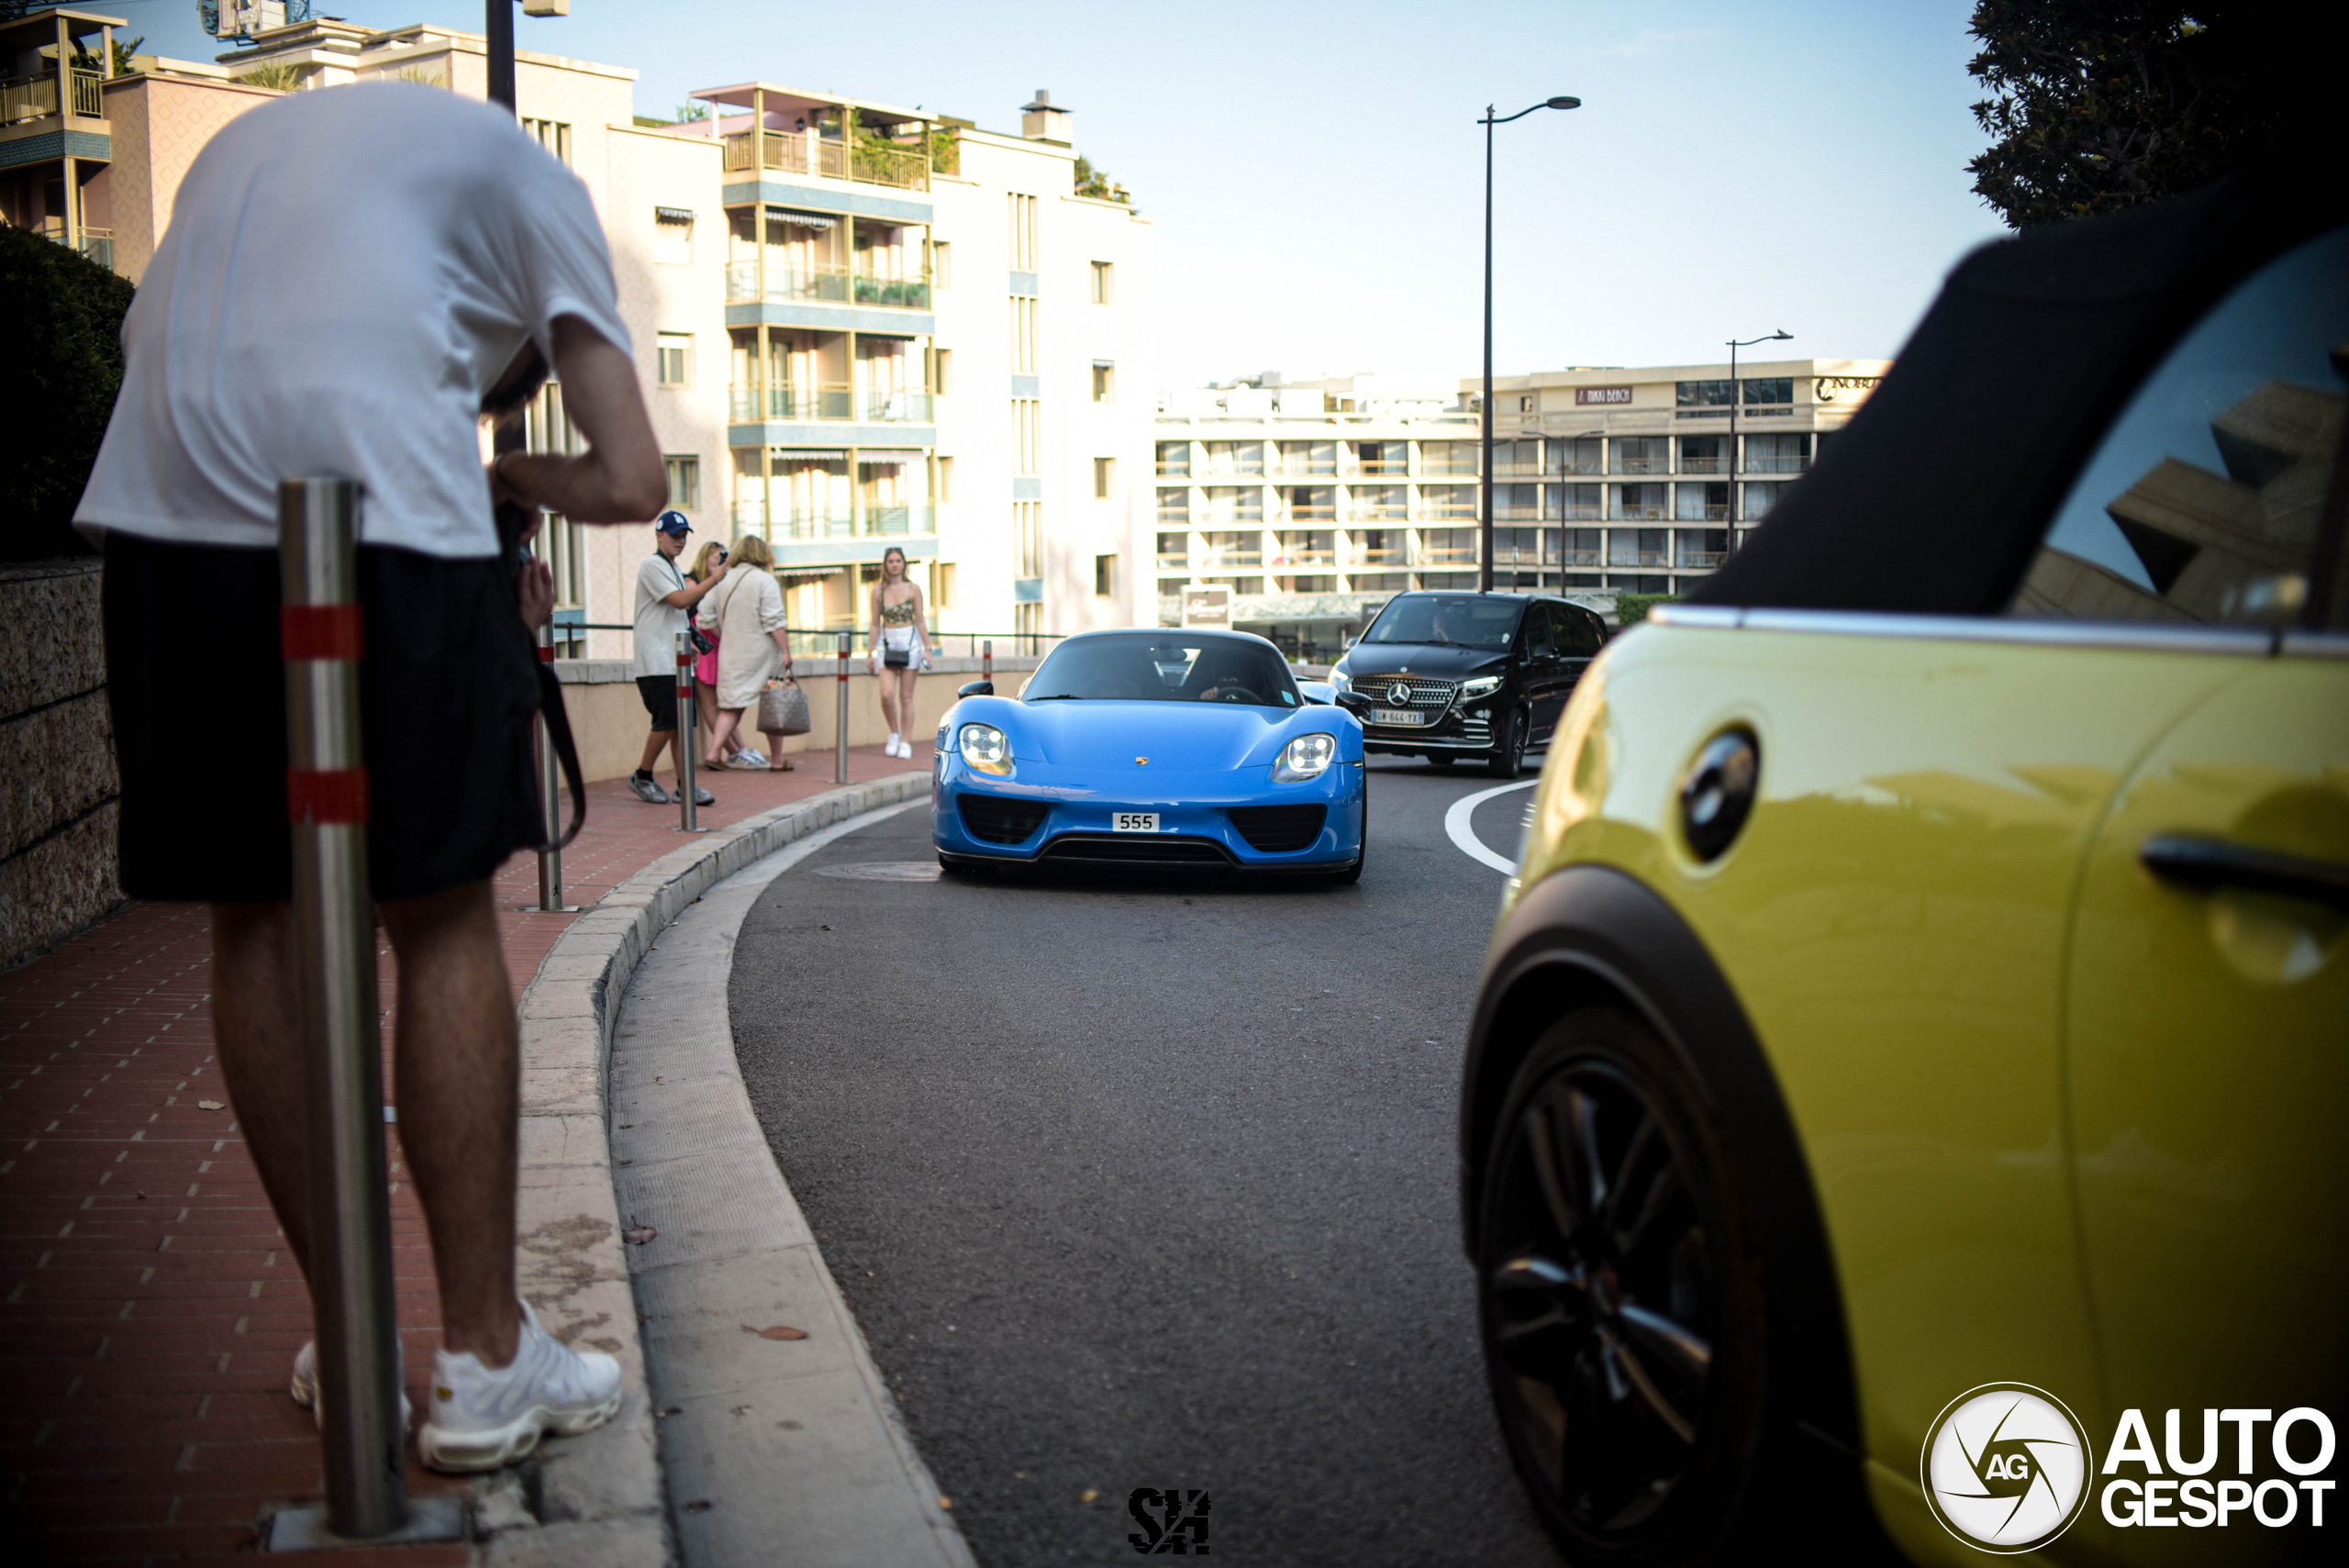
1025, 634, 1302, 708
1358, 595, 1524, 650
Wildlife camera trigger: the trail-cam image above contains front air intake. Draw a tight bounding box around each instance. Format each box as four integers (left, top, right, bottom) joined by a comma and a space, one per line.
1227, 805, 1326, 853
958, 795, 1051, 845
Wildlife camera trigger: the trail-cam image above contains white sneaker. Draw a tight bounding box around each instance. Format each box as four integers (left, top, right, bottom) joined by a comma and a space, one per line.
290, 1339, 413, 1429
735, 747, 768, 768
416, 1300, 622, 1473
886, 732, 904, 758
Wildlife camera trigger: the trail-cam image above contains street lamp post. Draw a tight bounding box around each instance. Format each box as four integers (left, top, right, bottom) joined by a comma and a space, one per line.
1725, 329, 1792, 549
1481, 95, 1579, 594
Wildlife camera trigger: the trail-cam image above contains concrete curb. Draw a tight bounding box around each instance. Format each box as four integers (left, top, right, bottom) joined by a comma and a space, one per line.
485, 773, 931, 1566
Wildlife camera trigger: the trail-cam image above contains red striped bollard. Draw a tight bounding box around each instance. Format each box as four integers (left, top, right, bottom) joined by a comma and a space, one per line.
276, 476, 406, 1540
675, 629, 704, 832
835, 630, 851, 784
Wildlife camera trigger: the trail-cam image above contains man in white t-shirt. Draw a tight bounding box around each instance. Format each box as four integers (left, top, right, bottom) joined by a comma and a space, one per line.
625, 510, 729, 805
75, 82, 666, 1473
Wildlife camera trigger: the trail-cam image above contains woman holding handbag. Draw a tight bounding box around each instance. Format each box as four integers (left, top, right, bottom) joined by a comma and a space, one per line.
685, 540, 759, 767
865, 546, 929, 760
696, 534, 796, 771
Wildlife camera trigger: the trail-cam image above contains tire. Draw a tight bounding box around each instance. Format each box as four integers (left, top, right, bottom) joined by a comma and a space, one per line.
1487, 709, 1527, 779
1327, 772, 1366, 884
1427, 752, 1456, 769
1475, 1006, 1770, 1565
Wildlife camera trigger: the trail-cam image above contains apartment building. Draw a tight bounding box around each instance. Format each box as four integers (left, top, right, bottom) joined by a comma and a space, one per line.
678, 83, 1153, 645
1152, 360, 1886, 660
15, 4, 1155, 656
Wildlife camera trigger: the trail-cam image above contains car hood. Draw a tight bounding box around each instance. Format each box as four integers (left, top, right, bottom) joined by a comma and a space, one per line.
1336, 643, 1508, 680
957, 697, 1348, 771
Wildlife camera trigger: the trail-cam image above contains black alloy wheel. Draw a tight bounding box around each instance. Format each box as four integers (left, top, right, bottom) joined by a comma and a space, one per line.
1476, 1007, 1768, 1564
1488, 709, 1528, 779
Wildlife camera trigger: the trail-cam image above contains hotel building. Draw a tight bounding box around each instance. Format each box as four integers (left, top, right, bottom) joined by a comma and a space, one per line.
1152, 360, 1886, 660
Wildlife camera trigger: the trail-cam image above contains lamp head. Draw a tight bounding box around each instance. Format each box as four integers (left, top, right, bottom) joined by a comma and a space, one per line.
1771, 329, 1793, 340
1547, 96, 1582, 110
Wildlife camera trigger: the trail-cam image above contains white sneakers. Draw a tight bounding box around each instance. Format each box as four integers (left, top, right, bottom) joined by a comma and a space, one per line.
416, 1300, 623, 1473
289, 1338, 412, 1428
885, 732, 913, 759
290, 1301, 621, 1474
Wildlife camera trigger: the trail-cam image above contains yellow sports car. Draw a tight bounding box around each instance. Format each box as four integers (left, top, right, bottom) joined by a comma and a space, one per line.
1460, 177, 2346, 1567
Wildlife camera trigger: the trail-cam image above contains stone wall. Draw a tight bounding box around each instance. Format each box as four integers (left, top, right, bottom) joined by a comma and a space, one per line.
1, 560, 123, 970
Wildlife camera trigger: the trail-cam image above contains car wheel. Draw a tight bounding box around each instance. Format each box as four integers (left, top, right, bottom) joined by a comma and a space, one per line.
1475, 1006, 1770, 1565
1427, 752, 1456, 769
1487, 709, 1527, 779
1327, 773, 1366, 884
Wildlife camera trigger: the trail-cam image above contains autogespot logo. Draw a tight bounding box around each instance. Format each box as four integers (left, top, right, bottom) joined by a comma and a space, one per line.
1921, 1384, 2094, 1553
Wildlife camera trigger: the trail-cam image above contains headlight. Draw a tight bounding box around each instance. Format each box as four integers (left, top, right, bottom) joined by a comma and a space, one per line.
1273, 732, 1338, 782
1459, 674, 1501, 699
958, 723, 1012, 775
1329, 669, 1352, 695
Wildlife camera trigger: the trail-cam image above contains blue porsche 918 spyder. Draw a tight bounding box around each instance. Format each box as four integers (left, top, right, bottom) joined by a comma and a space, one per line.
932, 629, 1366, 881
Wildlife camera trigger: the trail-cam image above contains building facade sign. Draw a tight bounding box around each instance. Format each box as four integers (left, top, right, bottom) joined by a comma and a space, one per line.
1575, 386, 1633, 406
1182, 585, 1231, 628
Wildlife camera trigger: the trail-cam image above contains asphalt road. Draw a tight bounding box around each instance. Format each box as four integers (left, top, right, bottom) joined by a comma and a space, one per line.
729, 756, 1560, 1566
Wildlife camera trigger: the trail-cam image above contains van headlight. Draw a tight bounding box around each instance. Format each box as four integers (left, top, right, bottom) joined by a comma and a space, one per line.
1329, 669, 1352, 695
958, 723, 1012, 775
1459, 675, 1501, 699
1273, 732, 1338, 782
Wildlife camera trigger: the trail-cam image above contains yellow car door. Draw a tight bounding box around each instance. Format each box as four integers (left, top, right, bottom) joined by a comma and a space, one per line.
2062, 653, 2349, 1561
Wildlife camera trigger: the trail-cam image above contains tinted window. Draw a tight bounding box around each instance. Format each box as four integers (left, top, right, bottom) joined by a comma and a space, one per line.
2010, 224, 2348, 628
1523, 603, 1558, 655
1026, 634, 1301, 708
1559, 605, 1604, 657
1360, 595, 1526, 650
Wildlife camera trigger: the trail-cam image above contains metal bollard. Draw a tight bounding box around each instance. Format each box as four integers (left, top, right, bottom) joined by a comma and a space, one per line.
675, 630, 703, 832
982, 638, 992, 687
278, 477, 406, 1540
834, 631, 851, 784
524, 621, 579, 912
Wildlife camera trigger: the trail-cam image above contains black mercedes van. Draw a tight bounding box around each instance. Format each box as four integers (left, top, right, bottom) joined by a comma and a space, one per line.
1329, 592, 1608, 778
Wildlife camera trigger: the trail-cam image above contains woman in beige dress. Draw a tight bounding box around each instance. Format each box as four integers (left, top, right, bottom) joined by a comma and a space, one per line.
865, 547, 930, 760
696, 534, 796, 770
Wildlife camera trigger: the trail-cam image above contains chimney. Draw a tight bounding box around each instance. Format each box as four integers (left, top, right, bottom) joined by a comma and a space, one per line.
1021, 89, 1071, 142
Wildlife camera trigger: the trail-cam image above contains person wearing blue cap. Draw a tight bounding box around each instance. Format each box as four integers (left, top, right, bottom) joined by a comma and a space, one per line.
628, 509, 729, 805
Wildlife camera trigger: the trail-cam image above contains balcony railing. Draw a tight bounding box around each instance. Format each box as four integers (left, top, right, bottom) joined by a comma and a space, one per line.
1419, 501, 1478, 522
1609, 548, 1671, 568
722, 131, 930, 192
78, 228, 113, 271
1675, 547, 1727, 568
1554, 505, 1602, 521
1558, 546, 1601, 567
1272, 550, 1335, 568
1678, 455, 1728, 474
1272, 460, 1337, 478
1744, 455, 1811, 473
1494, 505, 1542, 522
1491, 461, 1547, 478
1155, 552, 1191, 571
729, 384, 857, 421
1609, 454, 1670, 474
1353, 458, 1408, 477
1200, 550, 1262, 569
1347, 547, 1407, 567
727, 261, 852, 304
1155, 461, 1192, 478
1555, 456, 1604, 475
1612, 506, 1670, 522
1279, 505, 1336, 524
854, 273, 931, 308
1676, 505, 1731, 522
1491, 543, 1544, 566
865, 390, 934, 422
1419, 543, 1479, 566
1421, 458, 1479, 477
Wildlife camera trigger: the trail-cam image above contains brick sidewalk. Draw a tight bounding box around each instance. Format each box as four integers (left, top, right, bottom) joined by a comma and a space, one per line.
0, 744, 930, 1564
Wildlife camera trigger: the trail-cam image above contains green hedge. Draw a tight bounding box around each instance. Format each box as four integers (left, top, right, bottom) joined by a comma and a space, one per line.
1612, 593, 1682, 628
1, 225, 134, 562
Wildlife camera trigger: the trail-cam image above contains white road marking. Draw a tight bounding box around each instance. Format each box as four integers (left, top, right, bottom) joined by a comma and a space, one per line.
1444, 780, 1540, 873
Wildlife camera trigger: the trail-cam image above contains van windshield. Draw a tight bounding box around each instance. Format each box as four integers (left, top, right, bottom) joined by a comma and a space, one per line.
1359, 595, 1524, 650
1026, 634, 1301, 708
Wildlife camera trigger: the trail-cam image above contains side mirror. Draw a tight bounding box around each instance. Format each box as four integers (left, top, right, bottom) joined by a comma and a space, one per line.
958, 680, 994, 697
1297, 681, 1335, 706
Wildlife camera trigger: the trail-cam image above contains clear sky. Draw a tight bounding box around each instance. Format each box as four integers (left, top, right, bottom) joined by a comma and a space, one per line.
106, 0, 2008, 387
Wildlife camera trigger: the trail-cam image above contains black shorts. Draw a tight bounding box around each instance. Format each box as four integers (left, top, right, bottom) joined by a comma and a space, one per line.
636, 673, 678, 732
103, 532, 542, 904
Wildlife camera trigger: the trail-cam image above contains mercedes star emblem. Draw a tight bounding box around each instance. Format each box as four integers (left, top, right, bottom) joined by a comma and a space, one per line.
1386, 683, 1412, 706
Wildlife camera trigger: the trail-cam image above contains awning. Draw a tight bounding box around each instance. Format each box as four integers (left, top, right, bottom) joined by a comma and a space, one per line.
771, 449, 846, 462
654, 206, 695, 225
766, 208, 838, 228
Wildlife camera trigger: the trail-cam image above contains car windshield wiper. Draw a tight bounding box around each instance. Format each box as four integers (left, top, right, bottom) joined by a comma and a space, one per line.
1026, 694, 1084, 701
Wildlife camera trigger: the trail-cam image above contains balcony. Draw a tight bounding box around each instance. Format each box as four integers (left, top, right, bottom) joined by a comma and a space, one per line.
1348, 501, 1408, 523
1609, 453, 1670, 475
1421, 457, 1479, 477
1353, 457, 1408, 477
77, 228, 112, 271
1155, 552, 1191, 571
1558, 545, 1601, 567
1678, 454, 1729, 474
1155, 461, 1191, 478
1611, 504, 1669, 522
1200, 548, 1262, 570
1675, 547, 1727, 569
1278, 505, 1336, 524
1347, 546, 1406, 568
1676, 504, 1731, 522
1744, 455, 1811, 474
853, 273, 931, 309
1491, 460, 1547, 478
1272, 459, 1337, 479
1494, 505, 1542, 522
729, 383, 859, 422
864, 390, 933, 422
727, 261, 851, 304
1419, 542, 1479, 566
1419, 496, 1477, 522
724, 132, 930, 193
2, 66, 99, 127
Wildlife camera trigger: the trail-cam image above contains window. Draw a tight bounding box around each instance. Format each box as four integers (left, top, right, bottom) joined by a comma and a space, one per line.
930, 562, 955, 609
1607, 528, 1670, 567
1014, 501, 1042, 576
1155, 440, 1191, 478
1675, 528, 1729, 568
1552, 484, 1601, 520
1743, 432, 1812, 473
1742, 482, 1786, 520
1611, 483, 1668, 520
1156, 488, 1189, 524
665, 455, 700, 510
1095, 554, 1118, 596
653, 207, 694, 266
2013, 222, 2349, 627
931, 240, 952, 288
1012, 400, 1040, 475
1675, 482, 1728, 521
1092, 361, 1115, 403
1552, 436, 1604, 475
1090, 260, 1113, 304
1676, 379, 1733, 408
1609, 437, 1670, 474
522, 117, 572, 165
1094, 457, 1116, 499
936, 455, 954, 503
1742, 376, 1793, 408
1008, 193, 1038, 271
657, 333, 693, 388
1156, 531, 1190, 568
1010, 296, 1038, 373
931, 348, 954, 395
1519, 395, 1535, 413
1558, 528, 1602, 566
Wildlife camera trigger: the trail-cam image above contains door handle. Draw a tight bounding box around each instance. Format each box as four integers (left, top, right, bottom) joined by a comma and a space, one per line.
2140, 834, 2349, 915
